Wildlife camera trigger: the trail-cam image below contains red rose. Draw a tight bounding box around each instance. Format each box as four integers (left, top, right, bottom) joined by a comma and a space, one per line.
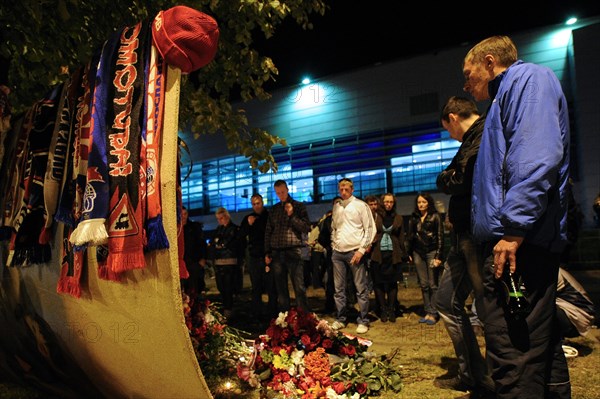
301, 334, 312, 346
332, 381, 347, 394
345, 344, 356, 357
356, 382, 367, 394
321, 339, 333, 349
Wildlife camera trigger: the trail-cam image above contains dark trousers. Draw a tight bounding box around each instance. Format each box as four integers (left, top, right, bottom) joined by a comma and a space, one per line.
214, 264, 236, 311
271, 247, 310, 312
435, 231, 491, 389
248, 255, 278, 319
182, 259, 206, 295
479, 242, 570, 399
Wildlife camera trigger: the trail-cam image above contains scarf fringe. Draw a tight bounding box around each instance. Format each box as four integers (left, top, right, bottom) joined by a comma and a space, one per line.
56, 276, 82, 298
9, 244, 51, 267
145, 214, 169, 251
70, 218, 108, 246
98, 264, 122, 281
108, 250, 145, 274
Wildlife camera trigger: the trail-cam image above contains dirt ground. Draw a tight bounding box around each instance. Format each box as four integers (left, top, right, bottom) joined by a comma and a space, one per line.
216, 267, 600, 399
2, 268, 599, 399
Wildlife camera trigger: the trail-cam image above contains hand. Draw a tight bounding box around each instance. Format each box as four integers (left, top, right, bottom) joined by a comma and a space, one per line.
350, 251, 363, 265
284, 202, 294, 216
493, 236, 524, 278
248, 215, 256, 225
432, 259, 442, 268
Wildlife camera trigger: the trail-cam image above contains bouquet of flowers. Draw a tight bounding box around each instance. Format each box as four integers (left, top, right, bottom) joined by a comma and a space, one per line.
236, 308, 402, 398
182, 292, 253, 395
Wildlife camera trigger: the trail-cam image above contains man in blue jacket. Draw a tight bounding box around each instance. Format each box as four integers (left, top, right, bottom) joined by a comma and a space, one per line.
463, 36, 571, 398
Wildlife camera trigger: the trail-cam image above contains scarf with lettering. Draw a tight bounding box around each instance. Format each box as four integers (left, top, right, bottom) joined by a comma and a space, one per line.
41, 70, 82, 244
144, 44, 169, 251
105, 20, 149, 273
56, 64, 91, 296
68, 30, 121, 248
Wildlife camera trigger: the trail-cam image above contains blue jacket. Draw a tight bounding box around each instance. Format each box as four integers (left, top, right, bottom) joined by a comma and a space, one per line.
471, 60, 570, 253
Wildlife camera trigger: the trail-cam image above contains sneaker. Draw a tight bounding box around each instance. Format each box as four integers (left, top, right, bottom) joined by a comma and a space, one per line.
562, 344, 578, 358
356, 324, 369, 334
331, 320, 346, 330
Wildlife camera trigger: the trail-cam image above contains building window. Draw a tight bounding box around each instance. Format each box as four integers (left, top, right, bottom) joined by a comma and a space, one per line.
181, 126, 460, 214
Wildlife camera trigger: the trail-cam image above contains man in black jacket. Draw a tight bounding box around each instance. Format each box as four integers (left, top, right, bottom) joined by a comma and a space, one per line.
240, 194, 277, 320
433, 97, 494, 398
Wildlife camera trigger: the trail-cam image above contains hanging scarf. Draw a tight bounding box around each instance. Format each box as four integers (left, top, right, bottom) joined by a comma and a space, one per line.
144, 43, 169, 251
69, 29, 122, 247
176, 149, 189, 279
41, 70, 81, 244
8, 85, 62, 266
105, 20, 149, 273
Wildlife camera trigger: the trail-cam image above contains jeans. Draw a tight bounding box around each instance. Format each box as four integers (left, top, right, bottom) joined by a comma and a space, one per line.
248, 255, 278, 319
435, 231, 492, 389
414, 250, 440, 317
271, 247, 310, 312
479, 242, 570, 399
332, 250, 370, 325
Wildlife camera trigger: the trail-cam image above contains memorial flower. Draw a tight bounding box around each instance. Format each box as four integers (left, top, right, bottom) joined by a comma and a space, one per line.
237, 308, 402, 398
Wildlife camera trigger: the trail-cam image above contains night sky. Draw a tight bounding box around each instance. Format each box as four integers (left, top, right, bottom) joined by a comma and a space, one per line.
257, 0, 600, 90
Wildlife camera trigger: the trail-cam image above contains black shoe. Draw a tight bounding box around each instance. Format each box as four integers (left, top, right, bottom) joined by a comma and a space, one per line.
380, 312, 388, 322
433, 376, 473, 392
388, 312, 396, 323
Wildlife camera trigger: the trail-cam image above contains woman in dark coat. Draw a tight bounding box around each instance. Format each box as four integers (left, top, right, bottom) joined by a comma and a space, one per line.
406, 193, 444, 325
212, 207, 239, 319
369, 193, 408, 322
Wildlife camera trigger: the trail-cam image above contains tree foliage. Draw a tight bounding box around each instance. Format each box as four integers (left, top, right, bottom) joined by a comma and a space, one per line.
0, 0, 326, 172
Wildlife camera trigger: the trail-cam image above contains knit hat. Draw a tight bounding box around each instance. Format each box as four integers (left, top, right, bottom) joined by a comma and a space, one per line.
151, 5, 219, 73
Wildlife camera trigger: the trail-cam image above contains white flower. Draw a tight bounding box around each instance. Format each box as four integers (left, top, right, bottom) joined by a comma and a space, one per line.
275, 311, 288, 328
291, 349, 305, 365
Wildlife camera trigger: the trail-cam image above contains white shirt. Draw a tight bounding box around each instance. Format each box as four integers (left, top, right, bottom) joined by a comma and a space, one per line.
331, 196, 376, 254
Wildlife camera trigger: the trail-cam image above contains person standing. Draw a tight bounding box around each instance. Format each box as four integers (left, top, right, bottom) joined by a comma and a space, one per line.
433, 96, 493, 397
239, 194, 277, 321
181, 206, 208, 297
212, 207, 239, 319
264, 180, 312, 312
464, 35, 571, 398
369, 193, 407, 323
330, 178, 376, 334
406, 193, 444, 325
317, 196, 342, 314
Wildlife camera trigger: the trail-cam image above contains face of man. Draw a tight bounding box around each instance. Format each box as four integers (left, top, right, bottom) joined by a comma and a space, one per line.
442, 115, 463, 142
463, 58, 491, 102
274, 184, 289, 203
251, 197, 264, 214
338, 182, 353, 200
367, 200, 378, 213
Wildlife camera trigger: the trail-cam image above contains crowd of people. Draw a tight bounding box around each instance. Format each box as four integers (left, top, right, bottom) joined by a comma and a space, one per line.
178, 35, 598, 399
